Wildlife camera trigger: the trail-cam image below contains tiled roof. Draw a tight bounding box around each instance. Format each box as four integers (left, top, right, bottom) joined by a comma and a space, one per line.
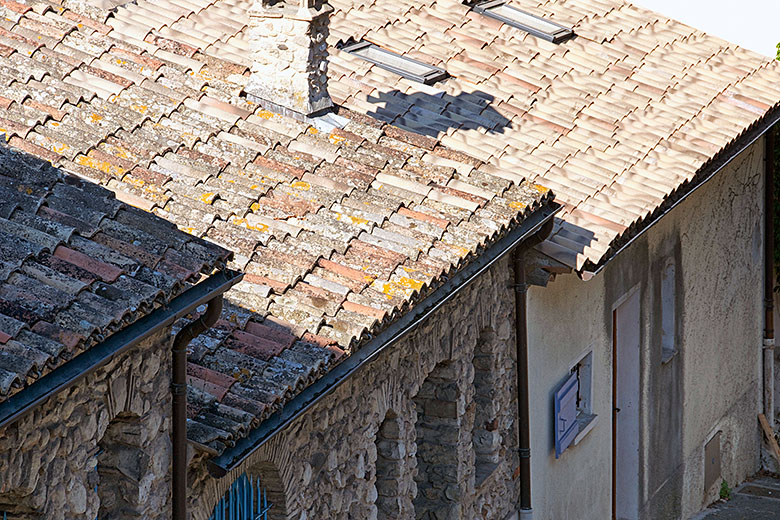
0, 144, 232, 403
0, 0, 554, 452
98, 0, 780, 272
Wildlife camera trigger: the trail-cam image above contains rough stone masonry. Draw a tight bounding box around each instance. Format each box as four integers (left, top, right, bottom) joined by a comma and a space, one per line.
0, 329, 173, 520
189, 258, 524, 520
245, 0, 334, 117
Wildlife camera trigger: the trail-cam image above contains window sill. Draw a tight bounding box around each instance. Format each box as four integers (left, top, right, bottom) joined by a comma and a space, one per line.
573, 413, 598, 446
661, 348, 678, 365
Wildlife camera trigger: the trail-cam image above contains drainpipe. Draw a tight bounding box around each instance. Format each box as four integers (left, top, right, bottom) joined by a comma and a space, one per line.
513, 220, 554, 520
765, 127, 775, 430
172, 296, 224, 520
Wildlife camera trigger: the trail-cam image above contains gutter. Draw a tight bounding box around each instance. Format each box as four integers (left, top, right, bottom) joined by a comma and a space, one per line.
580, 106, 780, 280
764, 125, 776, 430
0, 269, 243, 432
512, 219, 555, 520
208, 200, 562, 476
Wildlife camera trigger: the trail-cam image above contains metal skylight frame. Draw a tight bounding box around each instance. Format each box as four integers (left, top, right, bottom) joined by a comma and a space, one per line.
341, 40, 449, 85
473, 0, 574, 44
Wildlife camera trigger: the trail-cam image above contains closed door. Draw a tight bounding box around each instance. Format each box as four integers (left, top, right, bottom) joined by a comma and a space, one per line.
613, 289, 641, 520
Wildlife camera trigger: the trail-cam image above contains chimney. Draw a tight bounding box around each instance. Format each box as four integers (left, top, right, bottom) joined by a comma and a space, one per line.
246, 0, 334, 118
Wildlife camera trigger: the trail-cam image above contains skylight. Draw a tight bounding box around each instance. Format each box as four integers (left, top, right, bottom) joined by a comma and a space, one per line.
341, 41, 449, 85
474, 1, 574, 43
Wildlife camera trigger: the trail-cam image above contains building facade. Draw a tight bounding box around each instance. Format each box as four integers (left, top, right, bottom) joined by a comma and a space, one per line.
190, 257, 524, 520
527, 139, 766, 520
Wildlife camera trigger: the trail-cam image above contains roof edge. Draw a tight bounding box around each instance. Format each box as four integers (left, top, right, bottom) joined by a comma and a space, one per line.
580, 105, 780, 280
0, 268, 243, 432
207, 198, 562, 476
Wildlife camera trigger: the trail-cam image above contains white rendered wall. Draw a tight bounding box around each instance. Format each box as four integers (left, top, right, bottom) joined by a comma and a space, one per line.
526, 137, 765, 519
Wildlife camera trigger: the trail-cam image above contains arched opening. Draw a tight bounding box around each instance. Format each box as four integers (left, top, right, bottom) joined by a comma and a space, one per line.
472, 329, 501, 485
96, 412, 147, 519
412, 361, 461, 519
375, 410, 407, 519
212, 461, 288, 520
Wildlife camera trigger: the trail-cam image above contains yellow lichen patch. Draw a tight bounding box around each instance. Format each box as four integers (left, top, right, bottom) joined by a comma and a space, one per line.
183, 227, 196, 235
249, 184, 258, 190
51, 142, 70, 155
90, 113, 103, 124
250, 202, 260, 212
534, 183, 551, 194
124, 176, 145, 188
130, 104, 148, 114
291, 180, 310, 191
199, 192, 216, 204
397, 277, 424, 290
256, 109, 274, 120
349, 215, 368, 226
75, 155, 125, 177
306, 126, 319, 135
328, 133, 346, 145
508, 201, 527, 210
50, 122, 60, 127
231, 217, 268, 233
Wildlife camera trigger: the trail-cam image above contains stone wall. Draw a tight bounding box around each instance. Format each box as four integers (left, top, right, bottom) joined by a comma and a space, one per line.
0, 328, 173, 519
246, 2, 333, 117
190, 257, 522, 520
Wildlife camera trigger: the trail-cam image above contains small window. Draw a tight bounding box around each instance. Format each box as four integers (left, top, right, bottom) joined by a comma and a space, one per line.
660, 257, 676, 363
341, 41, 448, 85
473, 1, 574, 43
554, 350, 597, 458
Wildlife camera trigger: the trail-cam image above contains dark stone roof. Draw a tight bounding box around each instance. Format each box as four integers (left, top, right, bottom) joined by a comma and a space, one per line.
0, 145, 232, 402
0, 0, 554, 453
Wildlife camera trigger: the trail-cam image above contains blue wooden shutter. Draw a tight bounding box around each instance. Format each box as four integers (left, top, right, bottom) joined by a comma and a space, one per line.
554, 371, 579, 458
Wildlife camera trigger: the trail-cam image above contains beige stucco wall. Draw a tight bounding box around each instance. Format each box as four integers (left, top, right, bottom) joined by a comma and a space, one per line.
527, 137, 765, 520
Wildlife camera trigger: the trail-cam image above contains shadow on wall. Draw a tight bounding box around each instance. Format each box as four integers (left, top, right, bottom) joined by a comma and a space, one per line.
365, 89, 512, 137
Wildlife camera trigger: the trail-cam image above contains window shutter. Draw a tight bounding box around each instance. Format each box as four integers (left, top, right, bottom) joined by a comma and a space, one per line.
554, 371, 579, 458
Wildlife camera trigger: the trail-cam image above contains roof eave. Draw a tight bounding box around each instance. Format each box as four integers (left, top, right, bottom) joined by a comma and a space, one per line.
579, 104, 780, 281
0, 268, 244, 432
207, 197, 562, 476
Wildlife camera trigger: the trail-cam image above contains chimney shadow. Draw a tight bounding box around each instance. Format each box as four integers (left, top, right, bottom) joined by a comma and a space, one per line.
364, 88, 512, 138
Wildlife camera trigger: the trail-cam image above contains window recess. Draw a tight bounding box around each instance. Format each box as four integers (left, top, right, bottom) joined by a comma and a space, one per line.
473, 1, 574, 43
340, 40, 448, 85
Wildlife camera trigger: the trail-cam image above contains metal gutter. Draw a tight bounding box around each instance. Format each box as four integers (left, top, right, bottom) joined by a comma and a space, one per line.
0, 269, 243, 431
208, 200, 561, 476
580, 107, 780, 280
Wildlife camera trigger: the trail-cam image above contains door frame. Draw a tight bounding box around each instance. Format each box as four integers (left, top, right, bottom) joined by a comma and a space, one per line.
612, 284, 641, 520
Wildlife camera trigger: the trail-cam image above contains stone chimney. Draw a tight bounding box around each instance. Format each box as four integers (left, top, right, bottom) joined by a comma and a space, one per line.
245, 0, 333, 118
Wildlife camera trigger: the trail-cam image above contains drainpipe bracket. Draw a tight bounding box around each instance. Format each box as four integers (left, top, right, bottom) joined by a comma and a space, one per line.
765, 338, 775, 349
519, 508, 533, 520
518, 447, 531, 459
511, 282, 528, 294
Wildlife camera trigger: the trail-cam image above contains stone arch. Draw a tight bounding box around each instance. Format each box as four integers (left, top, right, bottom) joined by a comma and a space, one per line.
412, 361, 462, 519
244, 460, 289, 520
95, 412, 149, 519
472, 328, 501, 484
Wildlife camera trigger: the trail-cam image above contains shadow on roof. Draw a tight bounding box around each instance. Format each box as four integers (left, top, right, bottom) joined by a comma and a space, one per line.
365, 89, 512, 137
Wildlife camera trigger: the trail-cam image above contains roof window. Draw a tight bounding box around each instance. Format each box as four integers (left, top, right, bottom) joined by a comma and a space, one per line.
474, 1, 574, 43
341, 41, 448, 85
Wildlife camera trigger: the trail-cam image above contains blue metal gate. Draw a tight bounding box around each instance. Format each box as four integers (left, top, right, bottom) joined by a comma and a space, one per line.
209, 473, 271, 520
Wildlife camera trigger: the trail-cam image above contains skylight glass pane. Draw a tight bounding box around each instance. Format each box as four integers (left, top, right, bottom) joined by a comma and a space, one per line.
474, 1, 574, 43
342, 41, 448, 85
355, 46, 434, 78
